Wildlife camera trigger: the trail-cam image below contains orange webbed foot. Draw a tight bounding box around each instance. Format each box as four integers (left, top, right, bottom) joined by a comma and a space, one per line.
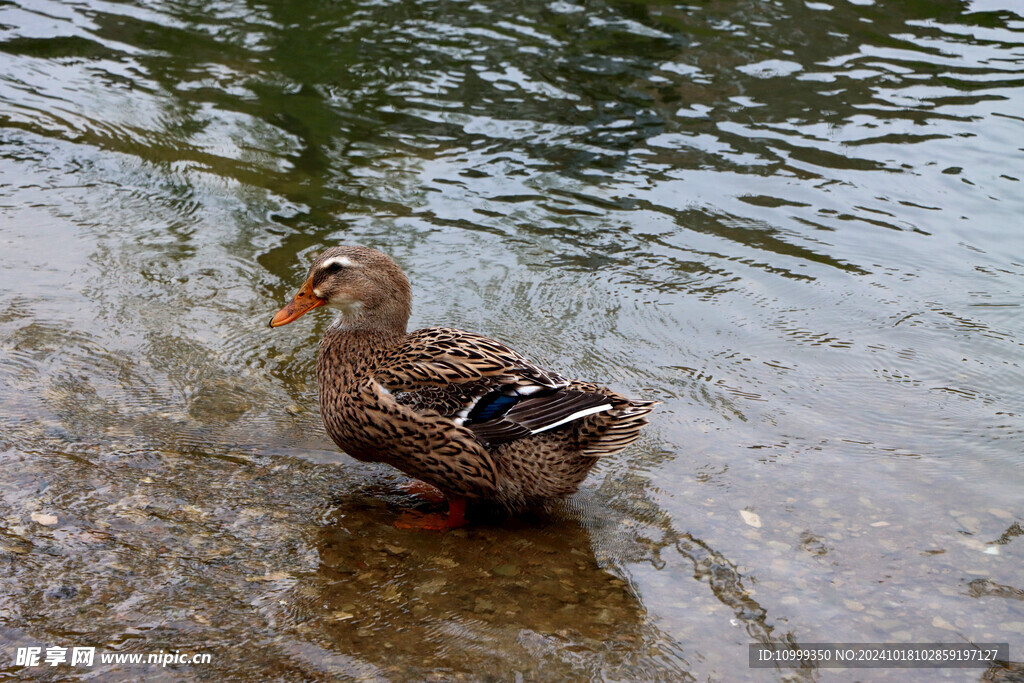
393, 497, 468, 532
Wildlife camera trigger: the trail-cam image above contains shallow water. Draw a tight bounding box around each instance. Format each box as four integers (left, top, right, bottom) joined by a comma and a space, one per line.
1, 0, 1023, 680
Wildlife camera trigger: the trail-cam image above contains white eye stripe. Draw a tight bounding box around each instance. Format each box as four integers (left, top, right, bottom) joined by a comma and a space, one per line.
320, 256, 356, 272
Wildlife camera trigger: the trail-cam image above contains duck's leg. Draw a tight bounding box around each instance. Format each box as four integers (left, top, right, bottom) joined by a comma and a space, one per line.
394, 495, 468, 531
446, 496, 467, 527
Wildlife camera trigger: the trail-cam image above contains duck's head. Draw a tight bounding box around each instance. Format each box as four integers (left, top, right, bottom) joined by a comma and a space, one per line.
269, 245, 411, 330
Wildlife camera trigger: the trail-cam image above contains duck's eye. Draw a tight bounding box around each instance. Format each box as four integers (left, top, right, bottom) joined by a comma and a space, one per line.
324, 261, 344, 274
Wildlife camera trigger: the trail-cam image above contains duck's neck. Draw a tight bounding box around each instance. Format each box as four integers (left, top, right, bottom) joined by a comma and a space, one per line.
316, 320, 406, 387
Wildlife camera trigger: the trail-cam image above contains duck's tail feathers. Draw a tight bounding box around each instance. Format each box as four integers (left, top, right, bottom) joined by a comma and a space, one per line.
577, 398, 659, 457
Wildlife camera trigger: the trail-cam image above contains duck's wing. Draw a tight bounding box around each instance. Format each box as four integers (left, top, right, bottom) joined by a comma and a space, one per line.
377, 328, 567, 390
376, 328, 613, 448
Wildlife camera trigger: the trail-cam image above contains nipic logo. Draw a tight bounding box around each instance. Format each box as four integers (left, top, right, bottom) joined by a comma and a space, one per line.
15, 646, 95, 667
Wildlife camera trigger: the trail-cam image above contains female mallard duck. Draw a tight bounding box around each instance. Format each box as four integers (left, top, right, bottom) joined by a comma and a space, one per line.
270, 246, 656, 529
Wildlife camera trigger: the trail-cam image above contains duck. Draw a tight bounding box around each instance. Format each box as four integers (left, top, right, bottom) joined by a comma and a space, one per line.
270, 245, 657, 530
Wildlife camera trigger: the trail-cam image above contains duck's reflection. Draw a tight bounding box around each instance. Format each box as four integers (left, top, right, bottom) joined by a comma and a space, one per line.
261, 465, 819, 680
278, 490, 688, 679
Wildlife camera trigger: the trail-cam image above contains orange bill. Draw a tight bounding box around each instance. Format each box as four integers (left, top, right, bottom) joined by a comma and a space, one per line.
269, 276, 326, 327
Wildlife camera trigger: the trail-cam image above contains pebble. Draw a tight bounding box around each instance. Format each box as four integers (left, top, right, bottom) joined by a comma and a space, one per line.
0, 542, 30, 554
31, 512, 58, 526
954, 516, 981, 533
959, 538, 987, 552
246, 571, 289, 582
492, 564, 519, 577
998, 622, 1024, 634
413, 578, 446, 595
740, 510, 762, 528
379, 584, 401, 602
44, 585, 77, 599
180, 505, 206, 520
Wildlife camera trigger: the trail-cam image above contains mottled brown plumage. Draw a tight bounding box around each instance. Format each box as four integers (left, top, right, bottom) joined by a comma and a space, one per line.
270, 246, 656, 526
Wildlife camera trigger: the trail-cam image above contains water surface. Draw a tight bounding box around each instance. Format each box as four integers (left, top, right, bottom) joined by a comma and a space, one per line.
1, 0, 1023, 680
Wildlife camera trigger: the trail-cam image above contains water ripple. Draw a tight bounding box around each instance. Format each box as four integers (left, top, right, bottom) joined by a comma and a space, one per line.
2, 0, 1023, 679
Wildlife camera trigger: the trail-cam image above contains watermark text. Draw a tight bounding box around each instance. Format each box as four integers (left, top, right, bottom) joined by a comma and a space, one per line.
15, 646, 211, 668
